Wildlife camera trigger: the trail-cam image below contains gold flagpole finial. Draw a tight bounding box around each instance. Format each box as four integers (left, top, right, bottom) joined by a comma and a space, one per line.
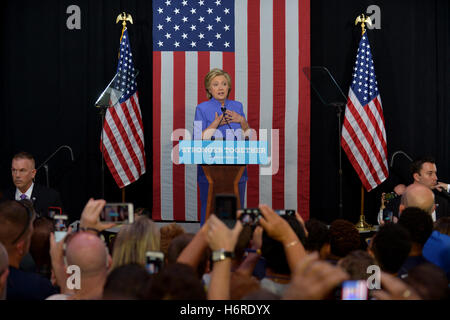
116, 12, 133, 29
355, 14, 372, 36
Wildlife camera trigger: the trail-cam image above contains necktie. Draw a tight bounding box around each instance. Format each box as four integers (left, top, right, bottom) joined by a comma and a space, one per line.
20, 194, 28, 200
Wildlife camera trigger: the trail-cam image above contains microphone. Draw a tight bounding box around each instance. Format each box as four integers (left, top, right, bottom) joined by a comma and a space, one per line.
220, 103, 238, 141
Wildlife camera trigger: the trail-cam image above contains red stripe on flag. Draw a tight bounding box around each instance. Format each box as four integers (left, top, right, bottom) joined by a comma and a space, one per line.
198, 52, 210, 104
223, 52, 235, 101
173, 52, 186, 221
153, 52, 162, 220
108, 105, 143, 176
372, 97, 388, 157
272, 0, 286, 210
103, 119, 135, 184
246, 0, 260, 208
347, 97, 386, 182
343, 116, 382, 186
341, 136, 372, 190
129, 96, 146, 166
101, 141, 124, 188
298, 0, 311, 220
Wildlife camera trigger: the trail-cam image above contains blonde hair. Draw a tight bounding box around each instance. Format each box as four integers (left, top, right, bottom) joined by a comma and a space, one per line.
204, 68, 232, 99
111, 216, 160, 270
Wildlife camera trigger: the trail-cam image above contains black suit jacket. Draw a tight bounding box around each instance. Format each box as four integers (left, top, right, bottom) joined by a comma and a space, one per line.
435, 191, 450, 220
387, 190, 450, 220
2, 183, 63, 218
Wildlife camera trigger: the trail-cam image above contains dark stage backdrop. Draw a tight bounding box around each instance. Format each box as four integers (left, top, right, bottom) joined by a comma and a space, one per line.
1, 0, 449, 224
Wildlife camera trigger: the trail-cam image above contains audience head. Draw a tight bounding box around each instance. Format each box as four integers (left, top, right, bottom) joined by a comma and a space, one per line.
30, 217, 54, 278
0, 242, 9, 300
167, 233, 209, 279
65, 231, 111, 278
144, 263, 206, 300
370, 223, 412, 274
400, 183, 435, 215
103, 263, 150, 300
11, 152, 36, 193
410, 156, 438, 189
111, 216, 160, 270
304, 218, 330, 258
0, 200, 35, 266
338, 250, 377, 280
398, 207, 433, 247
393, 184, 407, 196
403, 263, 448, 300
434, 217, 450, 235
160, 223, 185, 260
261, 215, 306, 275
328, 219, 361, 259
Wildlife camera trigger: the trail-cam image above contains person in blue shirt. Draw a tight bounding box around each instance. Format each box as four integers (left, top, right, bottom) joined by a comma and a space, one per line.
194, 68, 250, 225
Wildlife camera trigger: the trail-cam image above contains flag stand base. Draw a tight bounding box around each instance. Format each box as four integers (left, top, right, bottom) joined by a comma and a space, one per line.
355, 214, 372, 232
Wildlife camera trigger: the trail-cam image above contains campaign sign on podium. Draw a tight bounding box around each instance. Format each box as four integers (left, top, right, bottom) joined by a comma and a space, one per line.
178, 140, 269, 165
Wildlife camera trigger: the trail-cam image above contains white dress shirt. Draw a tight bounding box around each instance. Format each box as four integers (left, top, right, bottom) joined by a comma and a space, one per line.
15, 182, 34, 201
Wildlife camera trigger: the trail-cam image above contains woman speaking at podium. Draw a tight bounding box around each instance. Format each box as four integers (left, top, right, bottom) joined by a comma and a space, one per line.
194, 68, 250, 225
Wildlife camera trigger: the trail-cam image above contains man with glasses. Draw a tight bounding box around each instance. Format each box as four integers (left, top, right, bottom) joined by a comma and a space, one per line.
0, 200, 57, 300
2, 152, 63, 218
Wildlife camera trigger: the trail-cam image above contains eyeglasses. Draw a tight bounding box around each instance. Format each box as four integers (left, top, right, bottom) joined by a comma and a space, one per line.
12, 200, 34, 244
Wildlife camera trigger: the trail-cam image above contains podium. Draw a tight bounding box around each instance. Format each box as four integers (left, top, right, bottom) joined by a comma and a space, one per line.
201, 164, 246, 220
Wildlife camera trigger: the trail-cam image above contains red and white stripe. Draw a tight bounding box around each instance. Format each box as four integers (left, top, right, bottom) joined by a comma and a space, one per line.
152, 0, 310, 221
102, 92, 146, 188
341, 89, 388, 191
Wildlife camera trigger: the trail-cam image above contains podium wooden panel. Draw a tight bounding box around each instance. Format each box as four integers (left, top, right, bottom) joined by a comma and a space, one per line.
201, 164, 246, 220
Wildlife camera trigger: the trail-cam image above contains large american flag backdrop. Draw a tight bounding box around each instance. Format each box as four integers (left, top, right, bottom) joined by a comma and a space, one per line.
341, 31, 388, 191
152, 0, 310, 221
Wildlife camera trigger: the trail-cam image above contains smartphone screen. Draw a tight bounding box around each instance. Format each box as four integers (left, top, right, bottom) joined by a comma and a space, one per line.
214, 194, 237, 228
382, 209, 393, 223
341, 280, 368, 300
145, 251, 164, 274
48, 207, 62, 219
275, 209, 295, 216
54, 214, 68, 242
100, 203, 134, 224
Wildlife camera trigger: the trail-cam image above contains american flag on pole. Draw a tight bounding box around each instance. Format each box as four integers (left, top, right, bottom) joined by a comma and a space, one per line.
152, 0, 310, 221
341, 31, 388, 191
101, 28, 146, 188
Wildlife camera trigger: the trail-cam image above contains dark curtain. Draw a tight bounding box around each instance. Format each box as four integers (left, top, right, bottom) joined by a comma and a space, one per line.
1, 0, 449, 224
0, 0, 153, 221
310, 0, 450, 223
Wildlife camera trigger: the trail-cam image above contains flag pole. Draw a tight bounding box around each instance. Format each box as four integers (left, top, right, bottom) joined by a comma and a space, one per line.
116, 12, 133, 204
354, 14, 373, 232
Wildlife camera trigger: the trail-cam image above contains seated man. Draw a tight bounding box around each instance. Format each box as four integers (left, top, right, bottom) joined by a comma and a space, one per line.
378, 156, 450, 224
2, 152, 63, 218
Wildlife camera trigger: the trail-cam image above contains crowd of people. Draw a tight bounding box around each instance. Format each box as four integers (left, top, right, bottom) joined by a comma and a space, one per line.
0, 153, 449, 301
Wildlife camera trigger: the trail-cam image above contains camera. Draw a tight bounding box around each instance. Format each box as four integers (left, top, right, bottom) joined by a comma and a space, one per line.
100, 203, 134, 224
239, 208, 261, 227
383, 192, 397, 202
145, 251, 164, 274
214, 194, 237, 228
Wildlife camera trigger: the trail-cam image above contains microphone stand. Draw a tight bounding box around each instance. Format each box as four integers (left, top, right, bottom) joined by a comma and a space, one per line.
36, 145, 75, 188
